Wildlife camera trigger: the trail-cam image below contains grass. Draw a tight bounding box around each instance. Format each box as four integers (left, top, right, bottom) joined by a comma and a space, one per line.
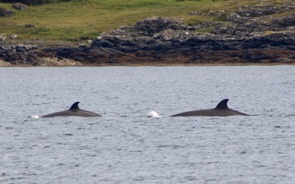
0, 0, 291, 42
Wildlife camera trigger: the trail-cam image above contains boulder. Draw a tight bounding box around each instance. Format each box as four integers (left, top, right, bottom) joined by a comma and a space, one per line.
13, 3, 28, 11
0, 59, 11, 66
0, 8, 13, 17
0, 34, 7, 41
32, 57, 82, 66
134, 17, 186, 36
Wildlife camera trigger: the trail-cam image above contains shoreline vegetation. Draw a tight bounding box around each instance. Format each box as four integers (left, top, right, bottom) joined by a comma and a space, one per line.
0, 0, 294, 66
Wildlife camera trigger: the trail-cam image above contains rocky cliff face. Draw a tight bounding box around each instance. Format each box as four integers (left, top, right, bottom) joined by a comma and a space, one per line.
1, 3, 295, 66
88, 3, 295, 64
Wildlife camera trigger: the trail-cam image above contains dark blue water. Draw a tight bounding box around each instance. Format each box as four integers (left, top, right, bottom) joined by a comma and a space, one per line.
0, 66, 295, 183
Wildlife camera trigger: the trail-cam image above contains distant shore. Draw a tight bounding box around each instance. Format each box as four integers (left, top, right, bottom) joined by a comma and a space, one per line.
1, 3, 294, 66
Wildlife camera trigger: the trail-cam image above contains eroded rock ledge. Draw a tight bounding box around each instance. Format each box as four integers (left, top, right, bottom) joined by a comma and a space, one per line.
1, 3, 295, 66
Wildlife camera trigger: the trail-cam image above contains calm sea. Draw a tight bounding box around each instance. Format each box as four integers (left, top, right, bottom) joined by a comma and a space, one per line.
0, 66, 295, 184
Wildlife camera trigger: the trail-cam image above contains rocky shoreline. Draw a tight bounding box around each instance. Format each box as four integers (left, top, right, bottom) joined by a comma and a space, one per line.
1, 3, 295, 66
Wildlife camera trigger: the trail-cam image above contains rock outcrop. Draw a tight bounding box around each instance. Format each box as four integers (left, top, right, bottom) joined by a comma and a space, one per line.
1, 2, 295, 66
0, 8, 13, 17
0, 59, 11, 66
13, 3, 28, 11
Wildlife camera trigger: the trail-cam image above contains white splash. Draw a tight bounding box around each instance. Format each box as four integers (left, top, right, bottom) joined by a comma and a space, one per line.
147, 111, 161, 118
30, 115, 40, 119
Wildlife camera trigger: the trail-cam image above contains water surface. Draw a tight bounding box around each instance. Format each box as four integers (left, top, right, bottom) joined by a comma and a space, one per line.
0, 66, 295, 183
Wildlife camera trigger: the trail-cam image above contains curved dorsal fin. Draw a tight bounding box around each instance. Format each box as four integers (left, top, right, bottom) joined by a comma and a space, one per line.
69, 102, 80, 110
215, 99, 229, 109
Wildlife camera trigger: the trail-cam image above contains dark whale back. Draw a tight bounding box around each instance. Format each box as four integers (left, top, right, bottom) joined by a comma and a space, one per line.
42, 102, 100, 118
172, 99, 249, 117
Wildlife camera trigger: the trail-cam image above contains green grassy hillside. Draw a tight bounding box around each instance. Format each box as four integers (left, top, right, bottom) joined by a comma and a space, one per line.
0, 0, 289, 42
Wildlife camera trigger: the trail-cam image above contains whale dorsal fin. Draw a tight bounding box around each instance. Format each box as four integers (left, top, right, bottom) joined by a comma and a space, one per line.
215, 99, 229, 109
69, 102, 80, 110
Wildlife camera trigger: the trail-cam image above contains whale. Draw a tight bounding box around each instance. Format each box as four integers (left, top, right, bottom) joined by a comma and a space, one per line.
42, 102, 101, 118
171, 99, 249, 117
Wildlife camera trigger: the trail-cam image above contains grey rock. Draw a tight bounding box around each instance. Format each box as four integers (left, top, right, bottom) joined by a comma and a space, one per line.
13, 3, 28, 11
236, 5, 280, 17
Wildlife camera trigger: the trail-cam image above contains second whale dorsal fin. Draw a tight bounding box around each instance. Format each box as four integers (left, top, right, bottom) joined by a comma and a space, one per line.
215, 99, 229, 109
69, 102, 80, 110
